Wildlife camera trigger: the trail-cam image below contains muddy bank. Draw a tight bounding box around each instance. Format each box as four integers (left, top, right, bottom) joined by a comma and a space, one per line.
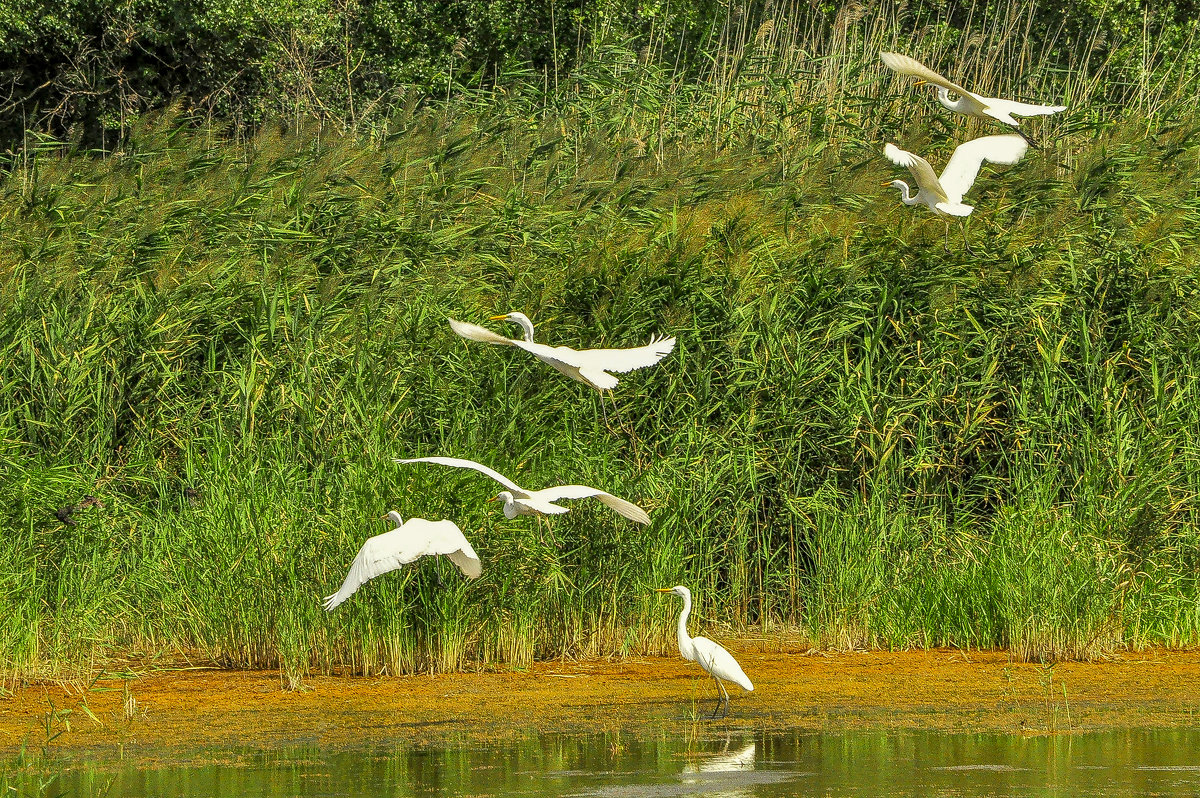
3, 649, 1199, 759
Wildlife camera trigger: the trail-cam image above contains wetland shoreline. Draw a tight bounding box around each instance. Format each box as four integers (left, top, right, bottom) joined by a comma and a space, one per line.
3, 648, 1198, 760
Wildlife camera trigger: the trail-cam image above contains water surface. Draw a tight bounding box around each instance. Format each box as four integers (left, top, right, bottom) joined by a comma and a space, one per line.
24, 727, 1200, 797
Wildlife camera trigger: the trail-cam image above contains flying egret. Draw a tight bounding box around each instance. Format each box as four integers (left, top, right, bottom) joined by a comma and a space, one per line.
883, 134, 1028, 250
395, 456, 650, 531
880, 51, 1066, 127
656, 585, 754, 719
323, 511, 481, 611
448, 312, 676, 395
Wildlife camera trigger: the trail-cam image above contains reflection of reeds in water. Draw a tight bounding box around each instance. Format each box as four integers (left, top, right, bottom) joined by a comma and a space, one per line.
2, 7, 1199, 682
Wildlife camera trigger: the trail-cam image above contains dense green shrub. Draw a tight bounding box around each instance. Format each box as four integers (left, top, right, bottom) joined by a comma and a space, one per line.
2, 0, 1197, 146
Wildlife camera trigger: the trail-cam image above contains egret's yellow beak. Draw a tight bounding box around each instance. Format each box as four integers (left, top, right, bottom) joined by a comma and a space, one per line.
654, 588, 673, 593
486, 495, 498, 502
881, 181, 893, 187
489, 314, 509, 321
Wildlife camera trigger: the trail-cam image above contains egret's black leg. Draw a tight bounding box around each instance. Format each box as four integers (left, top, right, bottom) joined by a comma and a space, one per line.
717, 679, 731, 719
961, 221, 975, 256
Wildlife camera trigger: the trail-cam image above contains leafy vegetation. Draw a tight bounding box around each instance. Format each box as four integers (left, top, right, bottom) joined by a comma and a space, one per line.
3, 0, 1198, 144
2, 2, 1200, 684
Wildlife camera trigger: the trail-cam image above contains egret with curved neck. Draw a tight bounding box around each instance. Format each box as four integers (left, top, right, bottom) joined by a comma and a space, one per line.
446, 312, 676, 397
656, 585, 753, 718
883, 180, 922, 207
882, 134, 1029, 251
880, 51, 1066, 129
491, 311, 536, 342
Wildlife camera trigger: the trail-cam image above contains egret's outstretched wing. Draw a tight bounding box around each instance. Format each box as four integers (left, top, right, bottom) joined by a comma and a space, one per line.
510, 341, 587, 372
879, 52, 986, 110
322, 519, 480, 611
573, 335, 677, 374
986, 97, 1067, 118
885, 143, 948, 202
395, 456, 525, 494
408, 518, 482, 579
448, 318, 515, 346
691, 636, 754, 691
533, 484, 651, 524
938, 134, 1028, 202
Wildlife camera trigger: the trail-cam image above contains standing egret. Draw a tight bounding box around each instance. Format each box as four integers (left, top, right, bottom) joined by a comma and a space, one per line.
656, 585, 754, 718
880, 52, 1066, 127
883, 134, 1028, 250
448, 312, 675, 397
396, 456, 650, 529
323, 511, 481, 611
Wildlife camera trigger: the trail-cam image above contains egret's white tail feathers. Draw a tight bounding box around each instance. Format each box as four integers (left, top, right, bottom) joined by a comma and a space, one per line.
448, 318, 514, 346
577, 368, 619, 392
692, 636, 754, 691
989, 98, 1067, 117
934, 202, 974, 216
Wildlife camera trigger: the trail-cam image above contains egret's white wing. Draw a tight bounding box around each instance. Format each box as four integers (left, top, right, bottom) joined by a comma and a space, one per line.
448, 318, 515, 346
885, 143, 948, 202
984, 97, 1066, 118
571, 335, 677, 374
879, 52, 986, 112
519, 497, 572, 515
511, 340, 586, 372
395, 456, 526, 495
532, 484, 651, 524
692, 636, 754, 691
938, 134, 1028, 203
405, 518, 482, 579
322, 520, 479, 611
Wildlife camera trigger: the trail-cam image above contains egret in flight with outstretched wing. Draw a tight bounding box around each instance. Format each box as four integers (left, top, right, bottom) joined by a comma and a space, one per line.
323, 511, 481, 611
448, 312, 675, 394
883, 134, 1028, 218
395, 456, 650, 525
656, 585, 753, 719
880, 51, 1066, 127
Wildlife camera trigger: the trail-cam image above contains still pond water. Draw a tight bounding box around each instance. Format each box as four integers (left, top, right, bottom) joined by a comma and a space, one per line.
26, 727, 1200, 797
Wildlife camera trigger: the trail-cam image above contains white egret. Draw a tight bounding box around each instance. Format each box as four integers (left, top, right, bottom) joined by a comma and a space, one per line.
323, 511, 481, 611
395, 456, 650, 525
883, 134, 1028, 250
448, 312, 676, 394
880, 51, 1066, 127
656, 585, 754, 718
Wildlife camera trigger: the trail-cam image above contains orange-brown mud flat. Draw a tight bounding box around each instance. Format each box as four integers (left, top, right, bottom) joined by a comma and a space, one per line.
3, 649, 1199, 760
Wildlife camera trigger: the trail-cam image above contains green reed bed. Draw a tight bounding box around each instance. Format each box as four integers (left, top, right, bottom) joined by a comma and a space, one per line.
3, 18, 1200, 683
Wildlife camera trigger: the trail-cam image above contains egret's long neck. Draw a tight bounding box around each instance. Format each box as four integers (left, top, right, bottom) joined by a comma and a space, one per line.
514, 316, 535, 342
936, 87, 965, 112
894, 181, 920, 205
676, 593, 695, 660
